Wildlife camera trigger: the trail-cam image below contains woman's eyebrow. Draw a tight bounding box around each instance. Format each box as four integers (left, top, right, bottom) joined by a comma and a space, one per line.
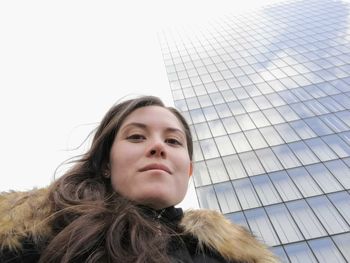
121, 122, 185, 136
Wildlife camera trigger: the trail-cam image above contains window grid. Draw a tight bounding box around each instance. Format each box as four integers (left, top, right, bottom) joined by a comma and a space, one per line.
161, 0, 350, 259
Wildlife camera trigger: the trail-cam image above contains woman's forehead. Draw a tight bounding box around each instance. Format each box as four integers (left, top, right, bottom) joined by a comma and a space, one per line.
121, 106, 184, 131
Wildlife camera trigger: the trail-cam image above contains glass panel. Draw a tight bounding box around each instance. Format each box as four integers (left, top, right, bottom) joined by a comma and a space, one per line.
249, 111, 271, 128
222, 154, 247, 180
244, 129, 268, 150
322, 134, 350, 158
190, 108, 206, 123
335, 111, 350, 127
193, 141, 204, 161
203, 106, 219, 121
251, 174, 282, 205
308, 237, 346, 263
222, 116, 241, 134
279, 90, 300, 103
235, 113, 257, 131
305, 117, 333, 136
229, 132, 252, 153
275, 123, 300, 143
288, 167, 323, 197
253, 95, 273, 110
290, 119, 317, 139
207, 119, 226, 137
291, 102, 315, 118
214, 135, 236, 156
193, 161, 211, 187
206, 158, 229, 183
199, 138, 220, 159
306, 163, 343, 193
263, 108, 285, 125
266, 204, 303, 244
265, 93, 286, 107
260, 126, 284, 146
232, 178, 261, 209
215, 103, 232, 118
197, 185, 221, 212
284, 242, 318, 263
304, 99, 329, 115
272, 145, 301, 169
328, 191, 350, 225
255, 148, 283, 173
240, 98, 259, 112
324, 159, 350, 189
319, 114, 349, 133
245, 208, 280, 246
239, 151, 266, 176
287, 200, 327, 239
214, 182, 241, 213
198, 95, 213, 107
305, 137, 338, 161
288, 141, 319, 165
332, 233, 350, 262
227, 101, 245, 115
186, 97, 200, 109
318, 97, 345, 112
276, 105, 300, 121
307, 196, 350, 234
269, 171, 302, 201
194, 122, 212, 140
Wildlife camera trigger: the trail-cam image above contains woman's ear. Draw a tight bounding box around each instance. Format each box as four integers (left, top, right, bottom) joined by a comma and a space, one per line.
188, 162, 193, 177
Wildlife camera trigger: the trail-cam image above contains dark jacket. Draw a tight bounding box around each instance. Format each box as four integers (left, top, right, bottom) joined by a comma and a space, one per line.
0, 189, 277, 263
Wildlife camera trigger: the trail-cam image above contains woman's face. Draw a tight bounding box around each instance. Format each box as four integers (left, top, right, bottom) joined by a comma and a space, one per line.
109, 106, 192, 209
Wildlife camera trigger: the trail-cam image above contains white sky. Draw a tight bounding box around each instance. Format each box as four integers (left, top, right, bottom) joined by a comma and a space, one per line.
0, 0, 286, 209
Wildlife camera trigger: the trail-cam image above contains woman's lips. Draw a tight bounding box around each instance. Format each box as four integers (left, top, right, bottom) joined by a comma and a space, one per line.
139, 163, 172, 174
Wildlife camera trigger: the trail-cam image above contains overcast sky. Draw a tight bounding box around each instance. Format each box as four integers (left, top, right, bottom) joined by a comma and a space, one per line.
0, 0, 287, 209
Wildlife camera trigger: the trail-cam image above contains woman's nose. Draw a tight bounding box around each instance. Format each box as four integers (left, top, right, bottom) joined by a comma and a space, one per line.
147, 141, 166, 158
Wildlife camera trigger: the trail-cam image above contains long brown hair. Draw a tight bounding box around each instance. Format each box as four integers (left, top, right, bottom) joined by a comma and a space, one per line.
40, 96, 193, 263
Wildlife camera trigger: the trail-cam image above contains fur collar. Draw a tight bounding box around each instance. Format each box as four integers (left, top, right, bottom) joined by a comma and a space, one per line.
0, 188, 277, 263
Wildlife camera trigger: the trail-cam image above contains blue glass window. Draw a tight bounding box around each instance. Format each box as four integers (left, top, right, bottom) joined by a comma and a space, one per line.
328, 191, 350, 225
266, 204, 303, 244
305, 137, 338, 161
307, 196, 350, 234
324, 159, 350, 188
308, 237, 346, 263
269, 171, 302, 201
193, 161, 211, 187
245, 208, 280, 246
284, 242, 317, 263
214, 182, 241, 213
332, 233, 350, 262
305, 117, 333, 136
206, 158, 229, 183
322, 134, 350, 158
196, 185, 221, 212
232, 178, 261, 209
306, 163, 344, 193
286, 199, 327, 239
288, 167, 323, 197
251, 174, 282, 205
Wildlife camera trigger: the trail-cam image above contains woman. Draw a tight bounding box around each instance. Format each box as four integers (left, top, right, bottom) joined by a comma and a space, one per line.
0, 96, 277, 263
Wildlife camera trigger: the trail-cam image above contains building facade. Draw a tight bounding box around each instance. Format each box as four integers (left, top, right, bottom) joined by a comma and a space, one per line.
159, 0, 350, 262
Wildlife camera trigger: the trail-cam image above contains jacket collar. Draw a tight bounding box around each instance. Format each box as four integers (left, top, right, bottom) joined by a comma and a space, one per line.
0, 188, 277, 262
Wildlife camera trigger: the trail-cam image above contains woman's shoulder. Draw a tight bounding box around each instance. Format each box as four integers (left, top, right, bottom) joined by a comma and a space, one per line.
181, 209, 277, 263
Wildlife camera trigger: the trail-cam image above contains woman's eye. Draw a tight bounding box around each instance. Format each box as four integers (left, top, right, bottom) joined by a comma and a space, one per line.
126, 134, 145, 141
166, 138, 182, 146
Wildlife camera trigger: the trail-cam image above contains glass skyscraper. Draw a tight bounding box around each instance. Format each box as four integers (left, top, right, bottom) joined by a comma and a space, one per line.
159, 0, 350, 262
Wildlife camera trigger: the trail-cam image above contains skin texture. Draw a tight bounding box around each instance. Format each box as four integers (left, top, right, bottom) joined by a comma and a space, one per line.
109, 106, 192, 209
